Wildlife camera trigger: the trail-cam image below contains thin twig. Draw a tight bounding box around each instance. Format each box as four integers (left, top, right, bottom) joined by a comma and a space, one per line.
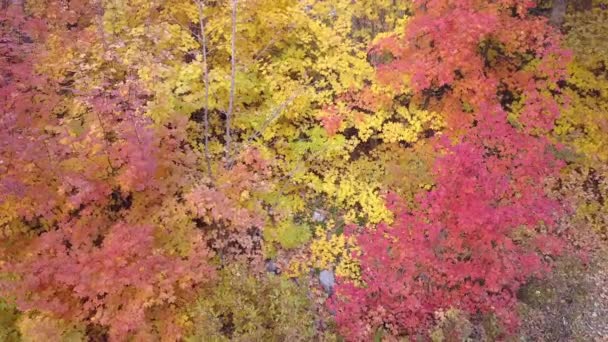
240, 90, 301, 149
165, 11, 203, 43
251, 24, 295, 61
94, 104, 116, 172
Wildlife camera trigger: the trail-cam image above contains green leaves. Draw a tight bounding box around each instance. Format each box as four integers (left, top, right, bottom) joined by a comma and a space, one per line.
187, 264, 316, 341
272, 220, 312, 250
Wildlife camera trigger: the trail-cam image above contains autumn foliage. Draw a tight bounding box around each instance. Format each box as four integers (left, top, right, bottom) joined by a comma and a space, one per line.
333, 0, 573, 339
0, 0, 606, 341
333, 115, 567, 339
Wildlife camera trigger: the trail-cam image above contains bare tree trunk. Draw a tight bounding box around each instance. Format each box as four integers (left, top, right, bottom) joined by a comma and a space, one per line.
95, 1, 109, 53
572, 0, 592, 12
196, 0, 213, 178
550, 0, 568, 27
2, 0, 23, 10
225, 0, 237, 166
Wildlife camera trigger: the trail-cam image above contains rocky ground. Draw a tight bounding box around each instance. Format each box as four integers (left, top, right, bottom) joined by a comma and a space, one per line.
519, 245, 608, 341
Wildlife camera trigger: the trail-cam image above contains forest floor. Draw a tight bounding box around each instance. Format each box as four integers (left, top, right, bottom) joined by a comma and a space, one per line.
519, 244, 608, 341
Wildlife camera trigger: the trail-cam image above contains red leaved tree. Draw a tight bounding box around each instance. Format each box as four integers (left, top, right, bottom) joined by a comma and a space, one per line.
333, 113, 566, 339
333, 1, 571, 339
0, 5, 214, 339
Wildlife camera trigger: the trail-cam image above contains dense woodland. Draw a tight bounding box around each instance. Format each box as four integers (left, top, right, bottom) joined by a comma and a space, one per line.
1, 0, 608, 340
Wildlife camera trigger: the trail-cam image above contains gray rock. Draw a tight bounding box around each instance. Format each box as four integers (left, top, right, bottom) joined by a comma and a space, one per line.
266, 260, 279, 274
319, 269, 335, 295
312, 210, 326, 222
